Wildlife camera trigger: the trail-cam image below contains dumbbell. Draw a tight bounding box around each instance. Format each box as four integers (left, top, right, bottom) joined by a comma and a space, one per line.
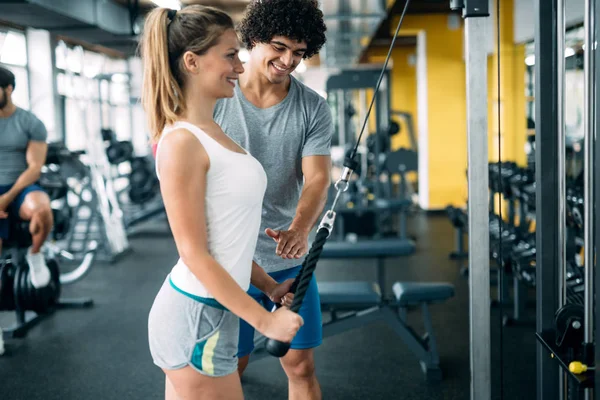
102, 129, 134, 165
128, 157, 159, 204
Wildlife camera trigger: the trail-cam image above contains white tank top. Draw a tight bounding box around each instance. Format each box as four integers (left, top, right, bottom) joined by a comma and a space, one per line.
155, 121, 267, 299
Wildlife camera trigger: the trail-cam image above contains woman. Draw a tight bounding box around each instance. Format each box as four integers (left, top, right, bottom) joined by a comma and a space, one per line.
142, 6, 303, 399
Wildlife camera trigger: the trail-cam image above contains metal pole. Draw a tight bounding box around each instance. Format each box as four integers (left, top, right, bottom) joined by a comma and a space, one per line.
557, 1, 568, 398
584, 0, 598, 398
594, 0, 600, 385
465, 16, 491, 400
359, 89, 368, 181
338, 89, 346, 147
584, 0, 595, 344
374, 80, 383, 199
557, 0, 566, 313
535, 0, 561, 398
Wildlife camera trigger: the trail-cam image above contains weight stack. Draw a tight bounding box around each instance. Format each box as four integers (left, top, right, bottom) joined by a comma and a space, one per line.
0, 258, 61, 314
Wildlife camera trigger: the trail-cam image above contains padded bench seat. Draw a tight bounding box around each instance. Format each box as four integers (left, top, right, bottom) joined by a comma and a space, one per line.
321, 238, 416, 258
393, 282, 455, 306
319, 281, 382, 306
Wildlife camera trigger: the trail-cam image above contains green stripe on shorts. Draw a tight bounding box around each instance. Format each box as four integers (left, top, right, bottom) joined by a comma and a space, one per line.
191, 331, 221, 375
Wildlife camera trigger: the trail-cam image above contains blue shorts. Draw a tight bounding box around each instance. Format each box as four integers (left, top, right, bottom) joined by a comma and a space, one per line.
238, 265, 322, 357
0, 183, 45, 239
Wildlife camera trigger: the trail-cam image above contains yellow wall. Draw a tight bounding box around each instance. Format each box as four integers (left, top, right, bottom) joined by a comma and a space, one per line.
388, 14, 467, 208
488, 0, 527, 213
489, 0, 527, 166
514, 44, 526, 166
378, 2, 527, 209
366, 46, 418, 151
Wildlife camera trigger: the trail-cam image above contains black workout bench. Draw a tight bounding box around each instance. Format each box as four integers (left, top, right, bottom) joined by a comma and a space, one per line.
318, 238, 455, 381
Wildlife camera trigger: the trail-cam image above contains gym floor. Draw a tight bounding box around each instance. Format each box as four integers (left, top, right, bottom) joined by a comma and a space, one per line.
0, 214, 536, 400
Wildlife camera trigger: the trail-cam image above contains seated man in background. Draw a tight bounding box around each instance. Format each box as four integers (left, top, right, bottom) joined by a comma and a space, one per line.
0, 66, 53, 288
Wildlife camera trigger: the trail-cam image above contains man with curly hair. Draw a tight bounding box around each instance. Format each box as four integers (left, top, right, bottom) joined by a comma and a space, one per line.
213, 0, 330, 398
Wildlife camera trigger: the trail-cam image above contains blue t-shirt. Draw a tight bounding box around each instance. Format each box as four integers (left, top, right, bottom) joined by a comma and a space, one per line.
214, 76, 333, 273
0, 107, 48, 185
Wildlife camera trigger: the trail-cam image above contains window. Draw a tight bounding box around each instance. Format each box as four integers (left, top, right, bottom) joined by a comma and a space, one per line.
0, 30, 27, 66
0, 29, 29, 110
56, 41, 138, 151
64, 98, 101, 152
0, 63, 30, 110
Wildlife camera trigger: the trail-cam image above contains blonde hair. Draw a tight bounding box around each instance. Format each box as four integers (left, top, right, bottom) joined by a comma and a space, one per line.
140, 5, 234, 141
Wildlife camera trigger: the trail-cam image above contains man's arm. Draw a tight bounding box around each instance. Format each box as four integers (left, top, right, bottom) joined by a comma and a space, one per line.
270, 155, 331, 259
3, 141, 47, 203
289, 155, 331, 234
266, 97, 333, 259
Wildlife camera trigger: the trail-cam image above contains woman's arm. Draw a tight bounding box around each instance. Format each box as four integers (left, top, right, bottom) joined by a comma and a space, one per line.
250, 261, 277, 296
250, 261, 294, 307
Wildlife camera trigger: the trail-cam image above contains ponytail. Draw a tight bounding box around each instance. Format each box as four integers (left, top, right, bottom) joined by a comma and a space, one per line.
140, 8, 185, 142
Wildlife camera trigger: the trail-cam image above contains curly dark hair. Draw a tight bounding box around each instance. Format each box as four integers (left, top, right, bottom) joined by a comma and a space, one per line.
238, 0, 327, 59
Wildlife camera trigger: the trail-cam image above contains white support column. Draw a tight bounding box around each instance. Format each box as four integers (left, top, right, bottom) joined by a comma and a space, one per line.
465, 16, 491, 400
26, 28, 58, 142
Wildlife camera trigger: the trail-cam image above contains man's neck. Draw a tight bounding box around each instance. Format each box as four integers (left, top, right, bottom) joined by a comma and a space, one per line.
0, 103, 17, 118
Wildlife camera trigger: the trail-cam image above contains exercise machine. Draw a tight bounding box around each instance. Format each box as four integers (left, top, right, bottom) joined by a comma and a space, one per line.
56, 50, 130, 262
100, 128, 165, 234
0, 217, 96, 343
326, 69, 416, 242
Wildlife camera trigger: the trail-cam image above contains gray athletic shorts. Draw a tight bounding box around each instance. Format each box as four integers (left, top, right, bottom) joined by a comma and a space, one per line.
148, 276, 239, 377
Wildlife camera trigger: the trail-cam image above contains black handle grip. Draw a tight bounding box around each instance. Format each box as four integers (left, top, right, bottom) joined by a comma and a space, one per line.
265, 338, 291, 358
264, 228, 330, 359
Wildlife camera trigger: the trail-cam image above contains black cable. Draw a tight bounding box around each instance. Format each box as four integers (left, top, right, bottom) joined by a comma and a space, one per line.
496, 0, 504, 398
284, 228, 329, 313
